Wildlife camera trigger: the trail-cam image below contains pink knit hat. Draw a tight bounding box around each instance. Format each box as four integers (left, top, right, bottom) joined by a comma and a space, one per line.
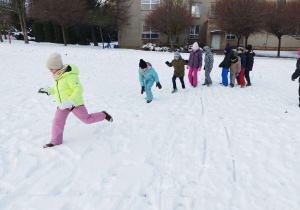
298, 49, 300, 56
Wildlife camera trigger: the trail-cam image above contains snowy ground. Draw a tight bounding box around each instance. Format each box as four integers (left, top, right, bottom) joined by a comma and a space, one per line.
0, 40, 300, 210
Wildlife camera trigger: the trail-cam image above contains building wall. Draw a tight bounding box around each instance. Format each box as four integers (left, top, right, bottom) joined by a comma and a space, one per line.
119, 0, 300, 50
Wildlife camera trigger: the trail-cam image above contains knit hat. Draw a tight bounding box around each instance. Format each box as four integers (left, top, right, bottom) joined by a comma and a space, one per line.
224, 46, 231, 53
174, 51, 180, 57
246, 45, 252, 51
298, 49, 300, 56
46, 53, 63, 70
192, 42, 199, 51
139, 59, 147, 69
237, 46, 244, 51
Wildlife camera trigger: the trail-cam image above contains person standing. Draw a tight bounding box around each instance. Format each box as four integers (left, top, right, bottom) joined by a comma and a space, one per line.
245, 45, 256, 86
236, 46, 246, 88
219, 46, 232, 87
229, 50, 241, 87
202, 46, 214, 87
188, 42, 203, 87
38, 53, 113, 148
291, 49, 300, 107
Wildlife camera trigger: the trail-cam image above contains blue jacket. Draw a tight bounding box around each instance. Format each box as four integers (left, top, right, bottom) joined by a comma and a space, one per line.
139, 67, 160, 87
239, 52, 246, 68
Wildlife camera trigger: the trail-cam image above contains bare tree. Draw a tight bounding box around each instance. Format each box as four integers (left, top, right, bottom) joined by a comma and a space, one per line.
29, 0, 88, 46
146, 0, 192, 51
264, 0, 296, 57
213, 0, 266, 46
10, 0, 29, 43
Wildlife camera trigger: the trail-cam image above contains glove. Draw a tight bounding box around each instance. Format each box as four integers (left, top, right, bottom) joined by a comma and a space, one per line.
141, 86, 145, 94
204, 66, 206, 70
165, 61, 170, 65
198, 67, 201, 72
59, 99, 76, 110
184, 60, 189, 64
38, 88, 49, 95
186, 66, 189, 70
156, 82, 162, 89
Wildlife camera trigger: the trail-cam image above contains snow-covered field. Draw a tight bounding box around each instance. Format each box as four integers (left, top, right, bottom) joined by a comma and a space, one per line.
0, 40, 300, 210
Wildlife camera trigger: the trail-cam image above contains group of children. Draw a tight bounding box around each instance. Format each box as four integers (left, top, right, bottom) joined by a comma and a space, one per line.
219, 45, 255, 88
138, 42, 257, 105
39, 46, 299, 148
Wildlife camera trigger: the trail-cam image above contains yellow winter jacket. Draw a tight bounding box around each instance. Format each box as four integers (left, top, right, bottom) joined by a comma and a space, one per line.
49, 64, 84, 107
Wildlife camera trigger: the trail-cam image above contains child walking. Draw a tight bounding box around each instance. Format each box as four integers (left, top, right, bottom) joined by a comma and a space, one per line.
139, 59, 162, 103
291, 49, 300, 107
237, 46, 246, 87
229, 50, 241, 87
188, 42, 203, 87
165, 51, 189, 93
38, 53, 113, 148
202, 46, 214, 87
219, 46, 232, 87
245, 45, 256, 86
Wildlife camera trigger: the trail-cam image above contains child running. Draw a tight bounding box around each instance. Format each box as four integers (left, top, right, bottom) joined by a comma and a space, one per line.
38, 53, 113, 148
165, 51, 189, 93
139, 59, 162, 103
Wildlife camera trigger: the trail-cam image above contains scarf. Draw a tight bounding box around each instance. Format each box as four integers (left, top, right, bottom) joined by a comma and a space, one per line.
52, 65, 68, 81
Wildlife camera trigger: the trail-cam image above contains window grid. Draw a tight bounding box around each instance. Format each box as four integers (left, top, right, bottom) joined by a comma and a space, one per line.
141, 0, 160, 10
191, 3, 201, 18
142, 21, 159, 39
190, 26, 200, 39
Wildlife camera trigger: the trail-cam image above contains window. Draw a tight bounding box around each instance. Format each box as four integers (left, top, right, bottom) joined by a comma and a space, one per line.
142, 21, 159, 39
191, 3, 201, 18
190, 26, 200, 39
227, 33, 236, 40
141, 0, 159, 10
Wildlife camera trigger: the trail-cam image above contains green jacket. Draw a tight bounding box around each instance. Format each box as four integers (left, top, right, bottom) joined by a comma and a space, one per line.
49, 64, 84, 107
167, 57, 188, 77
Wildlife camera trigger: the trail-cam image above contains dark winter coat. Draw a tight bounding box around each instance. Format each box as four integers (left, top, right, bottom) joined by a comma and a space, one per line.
238, 52, 247, 68
219, 51, 232, 69
246, 51, 256, 71
203, 46, 214, 71
291, 59, 300, 83
167, 57, 189, 77
189, 49, 203, 69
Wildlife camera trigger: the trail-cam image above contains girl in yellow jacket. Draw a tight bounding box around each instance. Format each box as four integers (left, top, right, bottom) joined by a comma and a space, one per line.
38, 53, 113, 148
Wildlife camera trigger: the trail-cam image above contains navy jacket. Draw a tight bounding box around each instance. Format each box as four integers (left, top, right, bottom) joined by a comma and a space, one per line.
292, 59, 300, 83
219, 52, 232, 69
239, 52, 246, 68
246, 51, 256, 71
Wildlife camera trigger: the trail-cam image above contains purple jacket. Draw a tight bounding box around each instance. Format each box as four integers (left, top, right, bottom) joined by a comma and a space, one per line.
189, 49, 203, 69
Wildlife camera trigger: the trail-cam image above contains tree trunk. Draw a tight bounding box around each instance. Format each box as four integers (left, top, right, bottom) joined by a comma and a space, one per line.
21, 10, 29, 44
169, 33, 174, 52
61, 25, 67, 46
90, 26, 98, 46
245, 35, 249, 47
0, 25, 3, 42
99, 27, 104, 49
277, 35, 281, 57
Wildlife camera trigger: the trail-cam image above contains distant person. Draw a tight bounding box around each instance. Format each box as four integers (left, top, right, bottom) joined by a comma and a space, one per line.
245, 45, 256, 86
105, 33, 111, 48
139, 59, 162, 103
229, 50, 241, 88
165, 51, 189, 93
237, 46, 246, 88
291, 49, 300, 107
219, 46, 232, 87
38, 53, 113, 148
188, 42, 202, 87
202, 46, 214, 87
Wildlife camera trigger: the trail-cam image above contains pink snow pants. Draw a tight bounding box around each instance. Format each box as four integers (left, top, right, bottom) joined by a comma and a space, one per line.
188, 67, 198, 86
50, 105, 106, 145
